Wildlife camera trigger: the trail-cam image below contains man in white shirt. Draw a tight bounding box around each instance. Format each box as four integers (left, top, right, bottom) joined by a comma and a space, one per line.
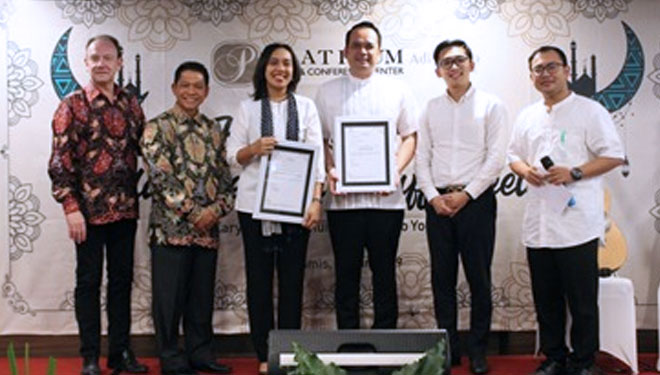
315, 21, 418, 330
508, 46, 624, 375
415, 39, 508, 375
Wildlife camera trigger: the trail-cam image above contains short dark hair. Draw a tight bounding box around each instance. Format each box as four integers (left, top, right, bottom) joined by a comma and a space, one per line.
252, 43, 302, 100
86, 34, 123, 58
527, 45, 568, 70
174, 61, 209, 86
345, 21, 382, 48
433, 39, 473, 65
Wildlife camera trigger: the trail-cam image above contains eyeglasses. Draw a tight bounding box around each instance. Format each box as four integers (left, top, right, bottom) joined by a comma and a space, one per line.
531, 62, 564, 76
438, 55, 469, 69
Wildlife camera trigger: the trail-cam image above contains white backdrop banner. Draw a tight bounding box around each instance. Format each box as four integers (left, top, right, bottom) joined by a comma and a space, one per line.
1, 0, 659, 335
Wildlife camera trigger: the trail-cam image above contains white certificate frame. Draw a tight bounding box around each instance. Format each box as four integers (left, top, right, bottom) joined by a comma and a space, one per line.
252, 140, 319, 224
334, 116, 396, 193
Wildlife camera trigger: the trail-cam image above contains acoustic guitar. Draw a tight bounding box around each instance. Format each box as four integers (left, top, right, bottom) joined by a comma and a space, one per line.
598, 189, 628, 276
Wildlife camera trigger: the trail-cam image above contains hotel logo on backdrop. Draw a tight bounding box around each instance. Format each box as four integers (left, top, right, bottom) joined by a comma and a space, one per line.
212, 41, 259, 87
300, 48, 405, 77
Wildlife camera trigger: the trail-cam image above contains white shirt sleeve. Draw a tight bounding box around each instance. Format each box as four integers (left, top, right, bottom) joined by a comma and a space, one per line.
414, 104, 439, 201
465, 99, 509, 199
301, 97, 326, 183
226, 100, 251, 176
506, 110, 526, 166
586, 103, 625, 160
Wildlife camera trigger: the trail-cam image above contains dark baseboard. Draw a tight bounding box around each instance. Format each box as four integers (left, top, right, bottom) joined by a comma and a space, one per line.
0, 330, 657, 358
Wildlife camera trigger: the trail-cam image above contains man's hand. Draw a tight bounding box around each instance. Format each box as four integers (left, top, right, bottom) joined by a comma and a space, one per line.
429, 196, 454, 217
545, 165, 572, 185
302, 200, 322, 230
522, 166, 545, 187
250, 136, 277, 156
193, 207, 219, 232
444, 191, 470, 217
66, 211, 86, 244
327, 168, 344, 195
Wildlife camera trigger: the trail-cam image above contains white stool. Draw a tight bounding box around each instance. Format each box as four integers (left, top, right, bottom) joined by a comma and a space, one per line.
535, 277, 638, 374
598, 277, 637, 374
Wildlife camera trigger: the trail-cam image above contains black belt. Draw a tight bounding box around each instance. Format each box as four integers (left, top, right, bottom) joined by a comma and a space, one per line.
436, 184, 466, 194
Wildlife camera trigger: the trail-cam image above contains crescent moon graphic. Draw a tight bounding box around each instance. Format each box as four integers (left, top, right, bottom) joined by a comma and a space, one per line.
50, 27, 81, 100
593, 22, 644, 112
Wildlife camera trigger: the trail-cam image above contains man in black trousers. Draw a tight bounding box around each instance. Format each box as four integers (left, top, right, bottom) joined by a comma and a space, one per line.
48, 34, 148, 375
141, 62, 234, 375
415, 39, 509, 375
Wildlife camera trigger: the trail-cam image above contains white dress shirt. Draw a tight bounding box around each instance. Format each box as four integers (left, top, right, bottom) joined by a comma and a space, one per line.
507, 92, 624, 248
415, 86, 509, 202
226, 94, 325, 213
315, 74, 419, 210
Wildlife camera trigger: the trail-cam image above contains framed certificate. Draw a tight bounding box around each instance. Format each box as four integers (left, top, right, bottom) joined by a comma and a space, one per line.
334, 116, 396, 193
253, 140, 319, 224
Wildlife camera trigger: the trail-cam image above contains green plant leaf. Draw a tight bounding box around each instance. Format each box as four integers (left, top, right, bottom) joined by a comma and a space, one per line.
392, 338, 446, 375
287, 342, 347, 375
25, 342, 30, 375
47, 357, 56, 375
7, 342, 18, 375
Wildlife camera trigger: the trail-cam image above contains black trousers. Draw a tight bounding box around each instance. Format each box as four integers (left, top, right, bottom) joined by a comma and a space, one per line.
74, 219, 137, 363
151, 245, 218, 371
425, 188, 496, 359
527, 239, 599, 369
238, 212, 310, 362
326, 209, 404, 329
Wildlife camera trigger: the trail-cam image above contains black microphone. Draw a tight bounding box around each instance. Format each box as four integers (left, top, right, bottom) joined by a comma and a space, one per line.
540, 155, 554, 171
540, 155, 575, 207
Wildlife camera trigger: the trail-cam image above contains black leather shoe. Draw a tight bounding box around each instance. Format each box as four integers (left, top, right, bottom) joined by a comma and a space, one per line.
469, 355, 489, 374
534, 360, 566, 375
81, 357, 100, 375
567, 366, 598, 375
108, 349, 149, 374
190, 360, 232, 374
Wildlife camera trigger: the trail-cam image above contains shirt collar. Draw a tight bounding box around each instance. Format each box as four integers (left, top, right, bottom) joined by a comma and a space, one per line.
348, 72, 374, 85
443, 83, 474, 104
83, 83, 121, 102
545, 91, 575, 113
170, 104, 205, 125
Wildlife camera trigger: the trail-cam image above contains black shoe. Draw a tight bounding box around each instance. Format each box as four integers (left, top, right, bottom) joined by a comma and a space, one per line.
190, 360, 232, 374
567, 365, 599, 375
469, 355, 489, 374
81, 357, 100, 375
534, 359, 566, 375
108, 349, 149, 374
451, 354, 462, 366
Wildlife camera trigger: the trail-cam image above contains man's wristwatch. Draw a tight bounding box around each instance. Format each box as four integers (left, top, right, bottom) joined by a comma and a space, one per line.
570, 167, 583, 181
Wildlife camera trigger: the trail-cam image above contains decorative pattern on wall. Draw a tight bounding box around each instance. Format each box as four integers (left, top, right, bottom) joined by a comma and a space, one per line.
372, 0, 448, 47
51, 28, 81, 100
7, 41, 44, 127
239, 0, 319, 44
55, 0, 120, 28
0, 0, 15, 26
652, 189, 660, 234
648, 45, 660, 100
181, 0, 248, 27
573, 0, 632, 23
455, 0, 504, 23
592, 22, 644, 112
500, 0, 577, 46
312, 0, 377, 25
8, 175, 46, 262
117, 0, 197, 51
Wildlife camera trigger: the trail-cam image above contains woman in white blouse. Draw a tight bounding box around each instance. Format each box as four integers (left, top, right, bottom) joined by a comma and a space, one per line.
226, 43, 325, 374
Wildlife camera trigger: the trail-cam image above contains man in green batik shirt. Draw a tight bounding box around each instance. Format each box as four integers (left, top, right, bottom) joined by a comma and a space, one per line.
141, 61, 234, 375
